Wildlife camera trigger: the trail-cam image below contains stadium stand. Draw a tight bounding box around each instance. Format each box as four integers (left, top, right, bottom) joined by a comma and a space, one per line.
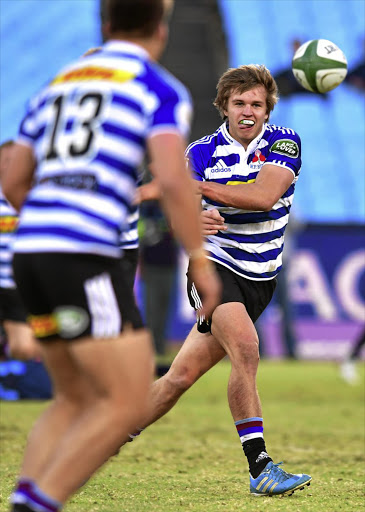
0, 0, 100, 147
218, 0, 365, 223
0, 0, 364, 225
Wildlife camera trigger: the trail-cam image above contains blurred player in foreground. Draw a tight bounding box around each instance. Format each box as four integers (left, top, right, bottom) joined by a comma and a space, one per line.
3, 1, 220, 510
0, 141, 40, 361
129, 64, 312, 496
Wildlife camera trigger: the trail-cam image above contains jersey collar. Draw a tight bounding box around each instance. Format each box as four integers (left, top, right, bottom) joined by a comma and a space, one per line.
221, 121, 268, 152
103, 40, 150, 60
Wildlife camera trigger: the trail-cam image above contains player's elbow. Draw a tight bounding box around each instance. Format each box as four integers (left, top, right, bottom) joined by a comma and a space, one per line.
260, 198, 276, 211
248, 196, 276, 211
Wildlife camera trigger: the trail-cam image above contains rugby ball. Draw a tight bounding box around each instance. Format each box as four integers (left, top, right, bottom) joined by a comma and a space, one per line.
292, 39, 347, 93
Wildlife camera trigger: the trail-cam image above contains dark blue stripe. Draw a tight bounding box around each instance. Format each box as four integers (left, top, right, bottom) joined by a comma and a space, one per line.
38, 97, 48, 109
237, 426, 263, 435
34, 125, 46, 141
213, 225, 286, 244
209, 154, 240, 168
223, 246, 282, 262
111, 93, 143, 114
96, 183, 131, 210
65, 119, 74, 132
102, 122, 144, 146
208, 253, 281, 279
125, 219, 138, 230
25, 199, 120, 230
95, 152, 137, 179
222, 206, 290, 224
17, 225, 115, 245
282, 183, 295, 198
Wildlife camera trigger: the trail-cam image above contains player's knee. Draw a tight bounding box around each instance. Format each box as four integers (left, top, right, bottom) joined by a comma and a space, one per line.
164, 366, 197, 396
242, 339, 260, 365
231, 337, 260, 367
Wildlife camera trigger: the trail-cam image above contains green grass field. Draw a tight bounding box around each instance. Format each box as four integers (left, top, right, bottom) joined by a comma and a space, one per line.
0, 360, 364, 512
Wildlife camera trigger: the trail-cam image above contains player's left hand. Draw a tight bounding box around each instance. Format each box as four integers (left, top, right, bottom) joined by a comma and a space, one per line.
201, 208, 227, 235
134, 180, 161, 203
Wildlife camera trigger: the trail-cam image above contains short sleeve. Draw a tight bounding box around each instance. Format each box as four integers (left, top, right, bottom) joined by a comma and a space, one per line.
265, 130, 302, 178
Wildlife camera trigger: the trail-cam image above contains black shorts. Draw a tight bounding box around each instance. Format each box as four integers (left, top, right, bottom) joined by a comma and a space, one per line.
0, 286, 28, 323
120, 248, 139, 292
187, 261, 276, 333
12, 252, 144, 342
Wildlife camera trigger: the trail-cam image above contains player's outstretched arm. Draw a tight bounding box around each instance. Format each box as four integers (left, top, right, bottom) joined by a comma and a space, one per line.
2, 143, 35, 211
147, 132, 221, 317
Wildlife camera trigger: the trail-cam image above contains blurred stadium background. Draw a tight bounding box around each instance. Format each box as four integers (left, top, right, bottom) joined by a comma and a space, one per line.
1, 0, 364, 362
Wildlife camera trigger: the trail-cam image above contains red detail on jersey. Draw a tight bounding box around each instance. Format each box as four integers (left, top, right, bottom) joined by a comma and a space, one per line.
252, 150, 266, 163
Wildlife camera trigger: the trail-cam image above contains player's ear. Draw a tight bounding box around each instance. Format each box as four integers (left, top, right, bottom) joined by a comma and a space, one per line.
102, 21, 111, 40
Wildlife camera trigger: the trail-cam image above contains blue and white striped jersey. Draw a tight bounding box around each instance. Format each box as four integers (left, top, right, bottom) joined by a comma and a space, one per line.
186, 122, 301, 281
120, 205, 139, 251
13, 40, 192, 258
0, 186, 18, 288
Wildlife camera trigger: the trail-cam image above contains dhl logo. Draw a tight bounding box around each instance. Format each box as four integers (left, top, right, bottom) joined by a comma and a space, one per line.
29, 314, 59, 338
0, 216, 18, 233
52, 66, 136, 85
226, 179, 256, 186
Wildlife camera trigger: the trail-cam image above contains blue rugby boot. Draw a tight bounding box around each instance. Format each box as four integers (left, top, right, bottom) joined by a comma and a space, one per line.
250, 461, 312, 496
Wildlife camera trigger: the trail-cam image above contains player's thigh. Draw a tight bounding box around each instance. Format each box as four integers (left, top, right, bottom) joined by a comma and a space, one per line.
68, 328, 154, 406
40, 340, 91, 402
169, 325, 226, 381
211, 302, 260, 365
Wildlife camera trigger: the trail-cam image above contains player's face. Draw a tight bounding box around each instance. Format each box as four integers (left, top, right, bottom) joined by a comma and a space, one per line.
224, 86, 269, 149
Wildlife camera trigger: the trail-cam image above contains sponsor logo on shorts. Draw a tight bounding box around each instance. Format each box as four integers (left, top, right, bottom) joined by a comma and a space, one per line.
0, 215, 18, 233
29, 314, 58, 338
54, 306, 89, 339
270, 139, 299, 158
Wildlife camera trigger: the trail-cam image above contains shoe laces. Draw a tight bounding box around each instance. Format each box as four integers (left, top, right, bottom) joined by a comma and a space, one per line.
268, 462, 294, 483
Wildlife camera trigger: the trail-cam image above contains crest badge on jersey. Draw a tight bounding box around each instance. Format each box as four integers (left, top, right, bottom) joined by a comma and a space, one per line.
249, 149, 266, 170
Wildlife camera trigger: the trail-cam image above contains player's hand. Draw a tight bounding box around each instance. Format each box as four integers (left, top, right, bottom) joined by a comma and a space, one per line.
201, 208, 227, 235
189, 250, 221, 318
134, 180, 161, 204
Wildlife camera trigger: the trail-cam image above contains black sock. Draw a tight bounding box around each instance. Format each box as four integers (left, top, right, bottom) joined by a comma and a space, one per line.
12, 505, 36, 512
243, 437, 272, 478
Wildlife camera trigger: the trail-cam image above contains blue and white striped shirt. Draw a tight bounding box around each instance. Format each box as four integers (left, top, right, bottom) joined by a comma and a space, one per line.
0, 186, 18, 288
13, 40, 192, 258
186, 122, 301, 281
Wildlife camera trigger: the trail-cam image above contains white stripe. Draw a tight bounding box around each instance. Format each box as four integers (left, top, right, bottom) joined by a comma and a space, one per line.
206, 243, 283, 276
191, 283, 202, 310
239, 432, 264, 443
13, 237, 120, 258
207, 234, 285, 253
108, 104, 145, 134
101, 136, 144, 167
85, 272, 121, 338
19, 210, 116, 243
28, 187, 125, 223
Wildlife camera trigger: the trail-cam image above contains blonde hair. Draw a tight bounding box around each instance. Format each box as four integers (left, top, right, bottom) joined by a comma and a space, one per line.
214, 65, 279, 121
